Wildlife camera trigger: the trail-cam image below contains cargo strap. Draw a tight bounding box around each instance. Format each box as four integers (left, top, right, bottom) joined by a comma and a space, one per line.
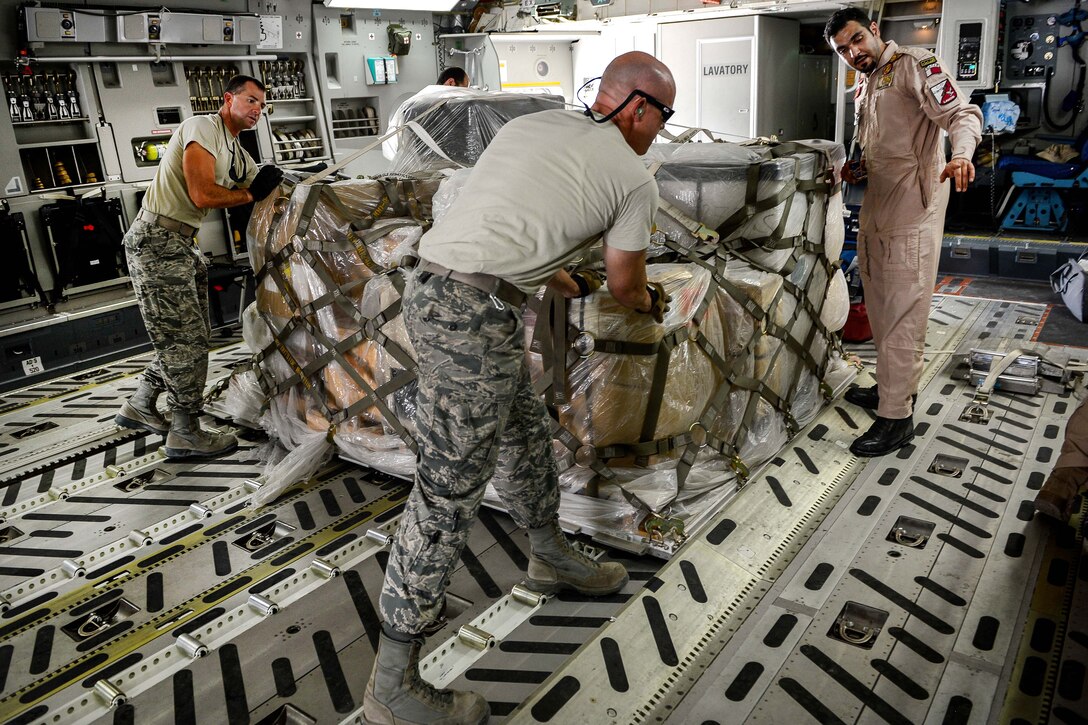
531, 288, 573, 406
404, 120, 460, 167
411, 258, 528, 309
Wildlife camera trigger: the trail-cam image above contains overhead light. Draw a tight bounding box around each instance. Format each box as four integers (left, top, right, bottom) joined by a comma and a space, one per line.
323, 0, 460, 10
913, 20, 933, 30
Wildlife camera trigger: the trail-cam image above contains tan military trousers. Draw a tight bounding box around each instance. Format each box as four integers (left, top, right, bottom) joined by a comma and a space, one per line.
857, 184, 949, 420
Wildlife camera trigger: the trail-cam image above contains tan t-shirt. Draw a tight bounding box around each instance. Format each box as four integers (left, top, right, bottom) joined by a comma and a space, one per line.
143, 113, 258, 228
419, 109, 658, 293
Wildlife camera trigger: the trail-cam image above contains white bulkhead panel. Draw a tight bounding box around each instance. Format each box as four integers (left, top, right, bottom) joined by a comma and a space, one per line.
658, 15, 800, 141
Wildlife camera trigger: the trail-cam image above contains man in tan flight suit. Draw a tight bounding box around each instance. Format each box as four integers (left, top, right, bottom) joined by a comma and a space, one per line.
826, 8, 983, 457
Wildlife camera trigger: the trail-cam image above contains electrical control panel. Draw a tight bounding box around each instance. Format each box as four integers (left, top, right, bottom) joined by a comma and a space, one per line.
938, 0, 999, 90
21, 6, 110, 44
955, 22, 983, 83
1004, 13, 1061, 85
22, 7, 259, 46
116, 13, 260, 45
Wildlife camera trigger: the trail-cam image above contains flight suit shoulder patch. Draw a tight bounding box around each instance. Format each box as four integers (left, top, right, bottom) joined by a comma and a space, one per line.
920, 55, 944, 78
929, 78, 958, 105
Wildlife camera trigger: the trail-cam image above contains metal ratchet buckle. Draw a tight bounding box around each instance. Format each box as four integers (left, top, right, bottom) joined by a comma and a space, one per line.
959, 398, 992, 424
694, 224, 719, 244
730, 455, 750, 483
642, 514, 687, 546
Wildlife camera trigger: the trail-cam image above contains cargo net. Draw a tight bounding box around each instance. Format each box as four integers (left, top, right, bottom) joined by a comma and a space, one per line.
226, 94, 855, 551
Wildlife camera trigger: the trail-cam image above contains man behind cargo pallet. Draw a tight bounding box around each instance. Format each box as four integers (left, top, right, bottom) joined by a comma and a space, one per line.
437, 66, 470, 87
826, 8, 983, 457
114, 75, 283, 458
362, 51, 676, 724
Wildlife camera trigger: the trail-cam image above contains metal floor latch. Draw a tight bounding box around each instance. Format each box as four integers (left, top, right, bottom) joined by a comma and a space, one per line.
828, 601, 888, 649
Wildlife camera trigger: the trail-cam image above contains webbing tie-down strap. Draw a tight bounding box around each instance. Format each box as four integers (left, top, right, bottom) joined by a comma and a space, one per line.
404, 120, 460, 167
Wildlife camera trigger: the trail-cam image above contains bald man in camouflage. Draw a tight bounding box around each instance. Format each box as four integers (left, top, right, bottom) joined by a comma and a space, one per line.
363, 51, 676, 724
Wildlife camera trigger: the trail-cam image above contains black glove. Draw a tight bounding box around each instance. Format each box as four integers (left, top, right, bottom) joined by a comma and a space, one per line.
643, 281, 671, 323
570, 269, 604, 298
248, 165, 284, 202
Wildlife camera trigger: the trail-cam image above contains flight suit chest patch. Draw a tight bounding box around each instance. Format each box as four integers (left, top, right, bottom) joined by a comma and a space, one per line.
879, 52, 902, 75
875, 52, 903, 91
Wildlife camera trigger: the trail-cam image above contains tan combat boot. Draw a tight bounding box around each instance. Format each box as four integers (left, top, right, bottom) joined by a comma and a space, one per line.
115, 380, 168, 435
164, 410, 237, 459
362, 631, 490, 724
525, 518, 629, 595
1034, 466, 1088, 523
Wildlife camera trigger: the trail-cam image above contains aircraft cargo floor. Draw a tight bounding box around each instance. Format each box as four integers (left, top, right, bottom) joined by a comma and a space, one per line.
0, 290, 1084, 725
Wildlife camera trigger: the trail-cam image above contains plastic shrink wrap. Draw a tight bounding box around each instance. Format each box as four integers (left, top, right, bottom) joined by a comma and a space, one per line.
387, 90, 564, 173
233, 94, 854, 546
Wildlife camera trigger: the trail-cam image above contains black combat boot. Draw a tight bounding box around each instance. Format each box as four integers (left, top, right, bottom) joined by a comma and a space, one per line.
115, 379, 169, 435
525, 518, 628, 595
843, 385, 916, 411
362, 630, 490, 725
850, 416, 915, 457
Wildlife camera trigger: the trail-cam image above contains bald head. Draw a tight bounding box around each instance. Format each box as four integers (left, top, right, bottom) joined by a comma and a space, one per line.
596, 51, 675, 111
591, 51, 676, 156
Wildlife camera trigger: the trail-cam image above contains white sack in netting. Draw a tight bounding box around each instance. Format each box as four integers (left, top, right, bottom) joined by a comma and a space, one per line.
229, 125, 855, 545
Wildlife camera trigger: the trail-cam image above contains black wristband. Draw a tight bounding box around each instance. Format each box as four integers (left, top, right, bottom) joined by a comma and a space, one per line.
572, 273, 591, 297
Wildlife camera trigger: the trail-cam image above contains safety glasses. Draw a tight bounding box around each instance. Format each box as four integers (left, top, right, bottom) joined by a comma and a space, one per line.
632, 89, 674, 123
578, 76, 674, 124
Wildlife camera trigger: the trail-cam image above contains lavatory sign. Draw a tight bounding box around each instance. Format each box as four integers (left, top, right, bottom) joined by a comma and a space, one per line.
696, 36, 755, 140
703, 63, 749, 75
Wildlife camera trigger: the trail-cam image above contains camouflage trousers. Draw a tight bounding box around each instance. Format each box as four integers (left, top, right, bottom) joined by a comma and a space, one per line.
380, 272, 560, 636
123, 219, 211, 412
